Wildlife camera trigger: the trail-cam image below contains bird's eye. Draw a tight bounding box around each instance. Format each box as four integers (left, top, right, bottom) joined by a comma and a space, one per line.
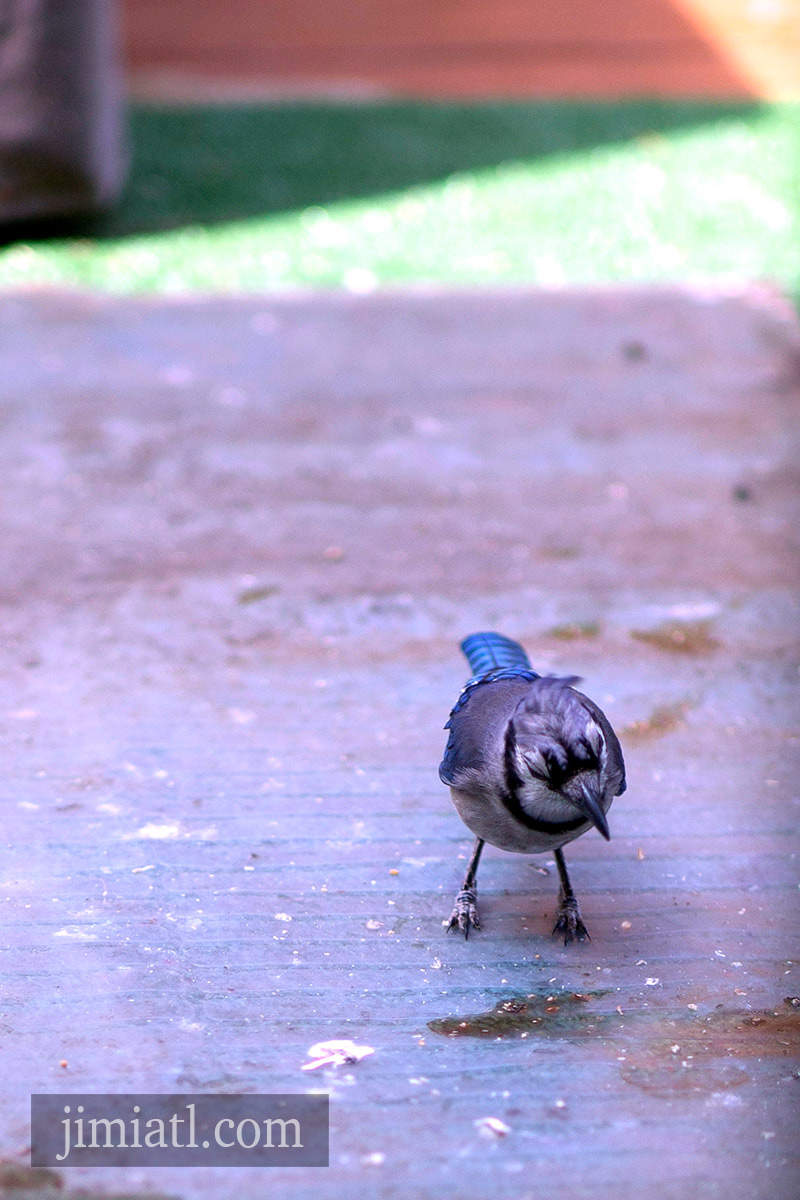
543, 752, 568, 785
577, 739, 598, 764
522, 748, 549, 779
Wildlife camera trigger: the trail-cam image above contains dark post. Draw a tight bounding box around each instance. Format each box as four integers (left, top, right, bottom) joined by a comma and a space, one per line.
0, 0, 127, 223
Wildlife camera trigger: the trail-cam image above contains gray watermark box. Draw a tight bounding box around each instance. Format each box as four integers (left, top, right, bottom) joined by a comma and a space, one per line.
31, 1094, 329, 1167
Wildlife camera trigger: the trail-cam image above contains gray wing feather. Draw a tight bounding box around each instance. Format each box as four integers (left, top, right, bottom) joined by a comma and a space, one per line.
439, 677, 533, 788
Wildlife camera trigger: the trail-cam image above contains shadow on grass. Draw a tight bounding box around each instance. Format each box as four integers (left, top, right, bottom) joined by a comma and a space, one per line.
2, 98, 761, 243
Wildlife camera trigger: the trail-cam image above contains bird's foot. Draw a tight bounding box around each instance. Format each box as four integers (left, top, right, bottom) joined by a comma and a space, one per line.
552, 895, 590, 944
446, 887, 480, 938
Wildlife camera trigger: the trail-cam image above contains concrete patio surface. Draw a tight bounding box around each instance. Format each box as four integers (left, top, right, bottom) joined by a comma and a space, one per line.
0, 284, 798, 1199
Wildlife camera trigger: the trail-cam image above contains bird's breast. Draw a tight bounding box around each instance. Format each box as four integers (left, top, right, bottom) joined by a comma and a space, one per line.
449, 784, 591, 854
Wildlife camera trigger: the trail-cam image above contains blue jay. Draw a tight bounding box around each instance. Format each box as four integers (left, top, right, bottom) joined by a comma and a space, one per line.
440, 632, 626, 943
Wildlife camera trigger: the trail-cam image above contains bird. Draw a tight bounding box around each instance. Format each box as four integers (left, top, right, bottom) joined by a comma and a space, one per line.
439, 631, 626, 943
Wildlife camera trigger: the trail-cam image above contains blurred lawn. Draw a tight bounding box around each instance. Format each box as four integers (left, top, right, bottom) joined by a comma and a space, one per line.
0, 100, 797, 299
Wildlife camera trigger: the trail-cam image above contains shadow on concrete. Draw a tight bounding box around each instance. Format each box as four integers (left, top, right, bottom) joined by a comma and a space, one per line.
0, 98, 761, 243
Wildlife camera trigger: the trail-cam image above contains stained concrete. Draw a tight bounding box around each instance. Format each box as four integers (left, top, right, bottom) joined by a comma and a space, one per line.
0, 284, 798, 1199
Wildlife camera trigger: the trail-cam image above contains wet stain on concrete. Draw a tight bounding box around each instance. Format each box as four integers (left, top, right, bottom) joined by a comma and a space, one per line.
237, 584, 280, 605
621, 1007, 800, 1097
0, 1162, 179, 1200
0, 1163, 62, 1198
630, 620, 720, 655
623, 701, 691, 742
538, 545, 581, 561
429, 996, 800, 1098
428, 989, 612, 1038
547, 621, 601, 641
430, 996, 799, 1048
621, 1059, 750, 1097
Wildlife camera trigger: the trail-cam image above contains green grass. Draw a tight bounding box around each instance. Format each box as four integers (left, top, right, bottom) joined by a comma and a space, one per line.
1, 100, 798, 298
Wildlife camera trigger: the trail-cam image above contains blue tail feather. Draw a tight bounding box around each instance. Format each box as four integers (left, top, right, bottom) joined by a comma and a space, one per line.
460, 631, 532, 677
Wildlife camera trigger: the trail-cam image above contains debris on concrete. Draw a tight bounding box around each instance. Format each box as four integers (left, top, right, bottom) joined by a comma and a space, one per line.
302, 1041, 376, 1071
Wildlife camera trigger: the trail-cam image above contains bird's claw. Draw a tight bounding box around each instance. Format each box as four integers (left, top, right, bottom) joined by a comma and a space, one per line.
552, 895, 590, 945
447, 887, 480, 938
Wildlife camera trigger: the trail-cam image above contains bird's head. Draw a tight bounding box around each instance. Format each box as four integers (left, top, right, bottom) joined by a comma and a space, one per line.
509, 683, 611, 839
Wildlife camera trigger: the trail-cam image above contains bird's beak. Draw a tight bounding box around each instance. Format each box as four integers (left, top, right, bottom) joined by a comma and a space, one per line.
576, 783, 611, 840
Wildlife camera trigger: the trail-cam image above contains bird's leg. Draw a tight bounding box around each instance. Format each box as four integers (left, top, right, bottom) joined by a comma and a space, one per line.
447, 838, 484, 938
552, 848, 590, 944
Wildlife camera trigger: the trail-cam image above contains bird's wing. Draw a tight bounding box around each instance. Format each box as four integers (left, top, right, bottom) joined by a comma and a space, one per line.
439, 676, 535, 788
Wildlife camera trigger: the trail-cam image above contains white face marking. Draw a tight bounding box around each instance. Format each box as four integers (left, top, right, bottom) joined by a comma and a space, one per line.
585, 719, 605, 760
519, 745, 548, 779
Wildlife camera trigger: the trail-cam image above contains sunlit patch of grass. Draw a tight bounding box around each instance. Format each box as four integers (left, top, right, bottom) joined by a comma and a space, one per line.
0, 102, 797, 295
